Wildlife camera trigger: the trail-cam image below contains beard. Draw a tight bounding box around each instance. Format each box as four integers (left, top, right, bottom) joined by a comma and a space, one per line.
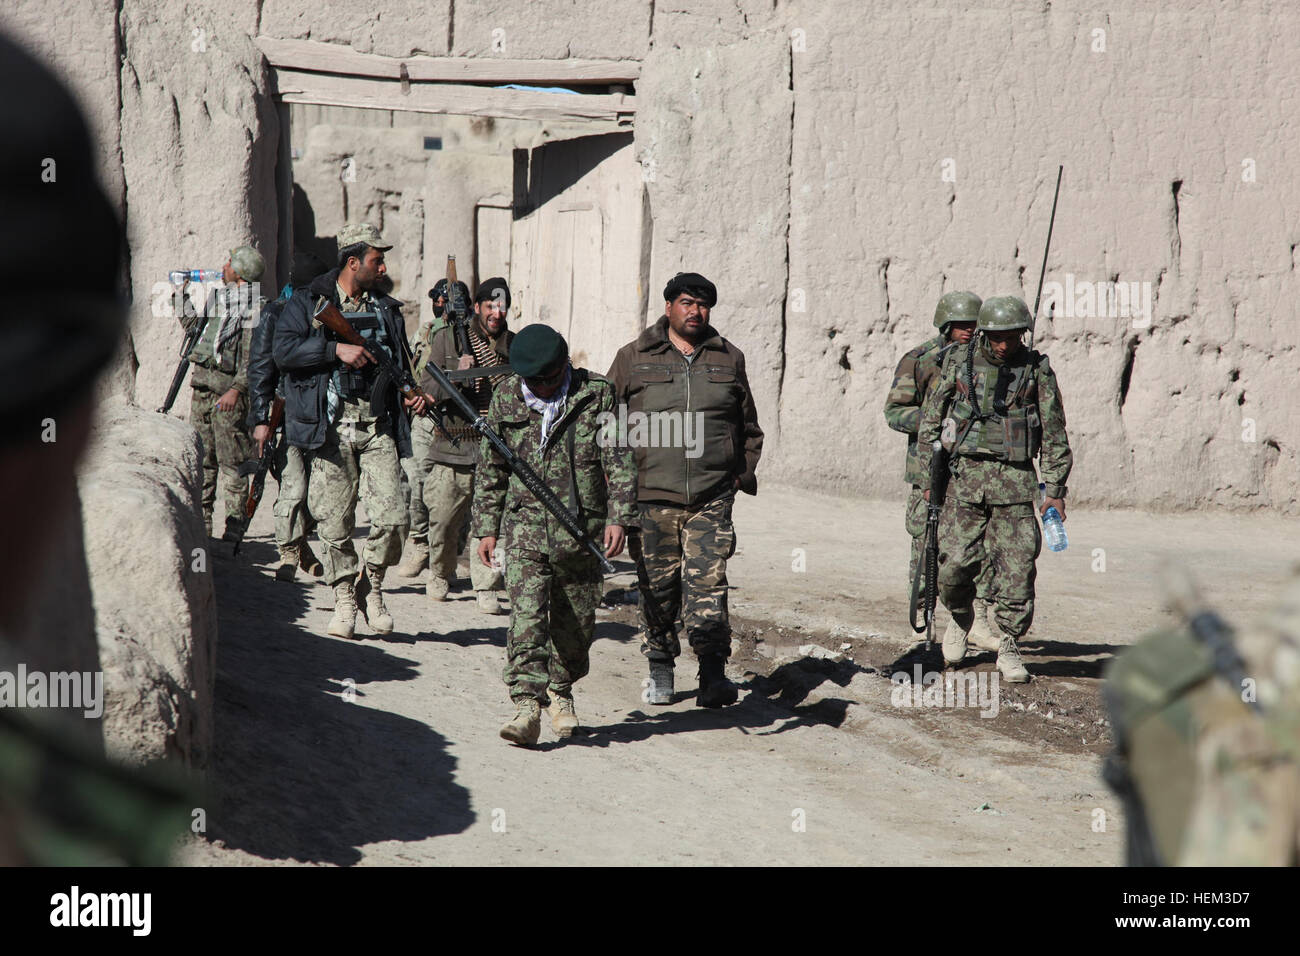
371, 274, 395, 297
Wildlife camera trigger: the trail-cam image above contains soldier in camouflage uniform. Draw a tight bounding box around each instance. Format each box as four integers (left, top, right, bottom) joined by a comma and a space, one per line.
472, 324, 637, 746
1104, 564, 1300, 865
607, 273, 764, 708
273, 223, 427, 639
0, 31, 193, 863
180, 244, 265, 540
917, 295, 1072, 682
419, 278, 512, 612
884, 291, 998, 651
396, 277, 471, 578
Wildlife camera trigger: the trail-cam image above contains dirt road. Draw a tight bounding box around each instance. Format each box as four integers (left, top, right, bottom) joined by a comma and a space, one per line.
180, 487, 1297, 866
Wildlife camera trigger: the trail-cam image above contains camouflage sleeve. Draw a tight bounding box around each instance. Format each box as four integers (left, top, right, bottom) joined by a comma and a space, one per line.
735, 352, 764, 495
1036, 356, 1073, 499
470, 389, 510, 540
916, 356, 957, 476
597, 382, 639, 527
1177, 715, 1300, 866
883, 347, 923, 435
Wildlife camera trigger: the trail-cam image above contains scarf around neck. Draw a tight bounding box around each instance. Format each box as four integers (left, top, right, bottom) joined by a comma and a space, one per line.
521, 366, 572, 450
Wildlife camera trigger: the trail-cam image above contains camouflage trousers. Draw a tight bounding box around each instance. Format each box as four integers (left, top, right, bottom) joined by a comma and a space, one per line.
400, 414, 436, 540
631, 493, 736, 663
272, 441, 314, 549
191, 385, 252, 530
938, 498, 1041, 638
308, 417, 408, 585
503, 548, 601, 703
907, 486, 992, 602
422, 461, 501, 591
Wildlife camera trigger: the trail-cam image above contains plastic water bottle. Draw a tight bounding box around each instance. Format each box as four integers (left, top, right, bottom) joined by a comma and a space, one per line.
169, 269, 221, 284
1037, 482, 1068, 552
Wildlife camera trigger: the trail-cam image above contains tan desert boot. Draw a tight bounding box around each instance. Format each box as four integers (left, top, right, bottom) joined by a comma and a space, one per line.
500, 698, 541, 747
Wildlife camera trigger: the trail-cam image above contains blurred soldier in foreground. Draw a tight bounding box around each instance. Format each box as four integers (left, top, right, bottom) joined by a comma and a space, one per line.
884, 291, 997, 651
917, 295, 1072, 682
179, 243, 265, 540
1104, 564, 1300, 866
0, 30, 191, 864
248, 250, 329, 580
608, 273, 764, 707
473, 325, 636, 745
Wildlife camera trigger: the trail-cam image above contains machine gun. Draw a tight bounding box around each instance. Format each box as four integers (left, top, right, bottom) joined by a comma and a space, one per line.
445, 255, 473, 358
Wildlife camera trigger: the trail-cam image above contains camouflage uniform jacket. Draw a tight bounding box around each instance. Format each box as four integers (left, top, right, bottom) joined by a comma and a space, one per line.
471, 368, 638, 555
883, 333, 957, 485
917, 339, 1072, 505
1104, 572, 1300, 865
181, 286, 259, 395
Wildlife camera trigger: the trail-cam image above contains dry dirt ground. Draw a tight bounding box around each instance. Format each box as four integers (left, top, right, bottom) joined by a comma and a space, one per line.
178, 486, 1297, 866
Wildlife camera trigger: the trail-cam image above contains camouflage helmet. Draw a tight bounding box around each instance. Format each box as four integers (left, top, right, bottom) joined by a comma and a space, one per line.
977, 295, 1033, 332
933, 291, 982, 330
229, 245, 266, 283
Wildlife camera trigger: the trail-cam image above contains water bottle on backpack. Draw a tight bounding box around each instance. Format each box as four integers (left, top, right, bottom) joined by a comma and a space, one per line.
1037, 481, 1068, 552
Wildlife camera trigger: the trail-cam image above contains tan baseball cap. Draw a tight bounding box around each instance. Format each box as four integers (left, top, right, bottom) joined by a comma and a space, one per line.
336, 222, 392, 252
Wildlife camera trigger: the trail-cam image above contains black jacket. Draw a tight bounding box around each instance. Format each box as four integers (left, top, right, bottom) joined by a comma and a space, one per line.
272, 269, 415, 457
246, 294, 287, 429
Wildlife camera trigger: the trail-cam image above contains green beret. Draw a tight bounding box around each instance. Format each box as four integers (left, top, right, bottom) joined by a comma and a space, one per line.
510, 324, 568, 377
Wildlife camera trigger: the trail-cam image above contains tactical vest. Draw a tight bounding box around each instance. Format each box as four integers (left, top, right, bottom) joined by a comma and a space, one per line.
334, 308, 394, 401
949, 343, 1042, 462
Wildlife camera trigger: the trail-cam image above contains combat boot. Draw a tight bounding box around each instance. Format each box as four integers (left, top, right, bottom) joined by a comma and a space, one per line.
328, 580, 357, 639
222, 516, 242, 543
355, 565, 394, 634
697, 653, 738, 708
549, 689, 579, 738
968, 598, 1000, 652
276, 544, 300, 582
942, 606, 975, 665
500, 698, 541, 747
427, 573, 451, 602
396, 536, 429, 578
996, 630, 1031, 683
476, 590, 503, 615
299, 540, 324, 577
648, 660, 674, 705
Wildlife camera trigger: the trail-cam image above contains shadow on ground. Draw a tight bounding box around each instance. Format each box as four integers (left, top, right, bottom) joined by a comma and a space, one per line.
204, 538, 474, 865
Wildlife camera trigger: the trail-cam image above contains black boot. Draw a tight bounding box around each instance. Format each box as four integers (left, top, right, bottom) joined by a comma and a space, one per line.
696, 653, 738, 708
648, 660, 674, 705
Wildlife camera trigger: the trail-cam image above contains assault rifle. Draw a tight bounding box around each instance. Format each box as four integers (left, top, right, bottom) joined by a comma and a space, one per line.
158, 314, 208, 414
231, 396, 284, 556
313, 298, 460, 446
909, 440, 950, 650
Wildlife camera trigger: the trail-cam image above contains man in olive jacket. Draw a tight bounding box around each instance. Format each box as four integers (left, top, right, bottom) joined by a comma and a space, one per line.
607, 272, 764, 708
